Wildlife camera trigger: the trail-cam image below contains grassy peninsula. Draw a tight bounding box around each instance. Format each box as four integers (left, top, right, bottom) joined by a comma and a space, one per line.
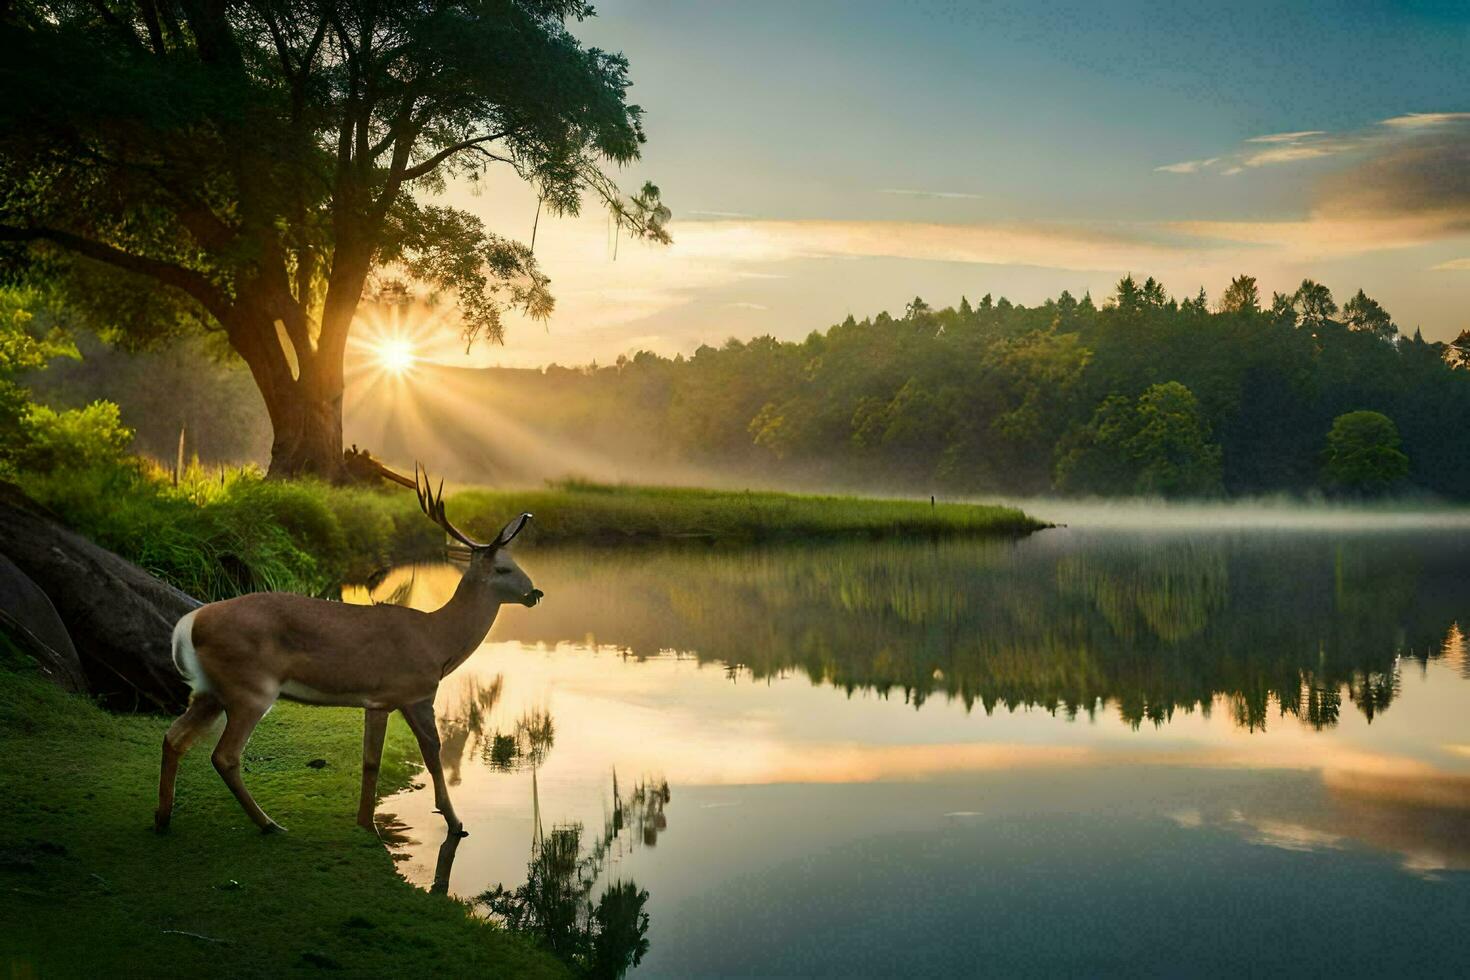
19, 462, 1044, 599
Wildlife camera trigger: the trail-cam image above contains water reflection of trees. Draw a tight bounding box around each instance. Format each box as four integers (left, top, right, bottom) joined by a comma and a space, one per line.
496, 534, 1470, 731
438, 676, 557, 780
478, 773, 670, 979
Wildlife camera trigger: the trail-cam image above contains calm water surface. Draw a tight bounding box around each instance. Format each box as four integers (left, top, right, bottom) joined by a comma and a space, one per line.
349, 526, 1470, 976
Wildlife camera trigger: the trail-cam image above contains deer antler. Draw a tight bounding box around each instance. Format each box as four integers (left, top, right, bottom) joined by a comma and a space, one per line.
415, 463, 487, 550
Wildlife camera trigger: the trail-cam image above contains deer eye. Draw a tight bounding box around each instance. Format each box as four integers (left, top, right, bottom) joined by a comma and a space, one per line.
494, 565, 512, 575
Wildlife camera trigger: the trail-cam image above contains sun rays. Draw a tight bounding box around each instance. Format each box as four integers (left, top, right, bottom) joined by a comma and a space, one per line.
376, 337, 418, 375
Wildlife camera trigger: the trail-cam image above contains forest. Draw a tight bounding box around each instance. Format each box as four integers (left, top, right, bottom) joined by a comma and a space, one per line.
485, 275, 1470, 498
19, 274, 1470, 499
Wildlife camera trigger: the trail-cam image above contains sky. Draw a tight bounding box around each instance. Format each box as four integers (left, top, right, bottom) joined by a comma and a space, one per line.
422, 0, 1470, 368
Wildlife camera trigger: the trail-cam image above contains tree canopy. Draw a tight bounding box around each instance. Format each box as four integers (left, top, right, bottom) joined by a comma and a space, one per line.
1323, 410, 1410, 493
0, 0, 667, 477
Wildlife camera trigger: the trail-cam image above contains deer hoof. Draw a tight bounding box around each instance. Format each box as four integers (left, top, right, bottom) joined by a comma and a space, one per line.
261, 821, 288, 835
153, 814, 171, 834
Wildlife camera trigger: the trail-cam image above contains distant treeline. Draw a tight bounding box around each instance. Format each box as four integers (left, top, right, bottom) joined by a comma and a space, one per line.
27, 275, 1470, 497
501, 275, 1470, 497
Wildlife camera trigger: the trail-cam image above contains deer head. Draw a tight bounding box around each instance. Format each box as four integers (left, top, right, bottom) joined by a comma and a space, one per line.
415, 463, 543, 607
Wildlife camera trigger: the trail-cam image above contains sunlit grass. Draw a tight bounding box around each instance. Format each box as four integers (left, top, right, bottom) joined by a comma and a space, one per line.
452, 480, 1047, 545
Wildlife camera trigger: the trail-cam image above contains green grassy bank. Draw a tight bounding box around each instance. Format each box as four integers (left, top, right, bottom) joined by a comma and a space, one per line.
453, 479, 1045, 545
0, 644, 566, 978
19, 462, 1044, 600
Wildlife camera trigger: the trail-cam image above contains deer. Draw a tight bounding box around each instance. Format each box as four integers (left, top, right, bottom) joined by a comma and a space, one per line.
154, 465, 543, 838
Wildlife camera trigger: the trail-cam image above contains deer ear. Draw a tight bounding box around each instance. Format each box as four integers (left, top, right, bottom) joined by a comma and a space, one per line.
494, 512, 533, 547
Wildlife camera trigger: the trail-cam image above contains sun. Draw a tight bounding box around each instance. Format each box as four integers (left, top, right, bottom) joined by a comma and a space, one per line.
377, 337, 418, 375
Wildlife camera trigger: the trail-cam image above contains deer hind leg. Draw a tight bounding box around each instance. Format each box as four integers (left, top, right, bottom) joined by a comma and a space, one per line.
357, 708, 389, 832
210, 697, 284, 833
154, 693, 224, 832
401, 698, 465, 837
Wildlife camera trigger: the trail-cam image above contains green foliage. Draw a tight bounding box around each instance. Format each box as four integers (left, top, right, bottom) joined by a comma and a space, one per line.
1217, 275, 1259, 314
1323, 411, 1409, 493
1, 286, 135, 476
1056, 382, 1223, 497
0, 653, 565, 978
19, 461, 435, 599
461, 275, 1465, 498
17, 400, 133, 472
1342, 289, 1396, 341
1, 288, 71, 468
0, 0, 667, 475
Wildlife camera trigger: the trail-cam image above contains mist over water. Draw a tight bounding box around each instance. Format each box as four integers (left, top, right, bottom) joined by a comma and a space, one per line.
984, 496, 1470, 532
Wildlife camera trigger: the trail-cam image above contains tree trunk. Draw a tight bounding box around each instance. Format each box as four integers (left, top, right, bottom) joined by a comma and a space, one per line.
226, 302, 350, 482
265, 382, 346, 481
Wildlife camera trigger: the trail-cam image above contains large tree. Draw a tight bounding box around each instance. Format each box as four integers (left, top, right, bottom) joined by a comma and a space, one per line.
0, 0, 668, 478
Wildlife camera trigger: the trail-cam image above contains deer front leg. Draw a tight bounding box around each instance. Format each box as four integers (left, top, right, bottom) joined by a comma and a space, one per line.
357, 708, 389, 832
401, 698, 466, 837
211, 698, 284, 833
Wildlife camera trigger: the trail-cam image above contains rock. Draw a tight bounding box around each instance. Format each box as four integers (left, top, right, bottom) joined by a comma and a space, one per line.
0, 551, 87, 693
0, 481, 195, 711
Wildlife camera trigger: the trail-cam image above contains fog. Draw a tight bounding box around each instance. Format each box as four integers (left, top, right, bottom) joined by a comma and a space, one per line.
37, 344, 1470, 531
981, 496, 1470, 532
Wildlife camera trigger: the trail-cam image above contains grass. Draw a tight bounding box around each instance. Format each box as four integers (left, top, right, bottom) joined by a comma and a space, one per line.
18, 459, 441, 599
0, 643, 567, 978
17, 460, 1043, 599
456, 478, 1045, 544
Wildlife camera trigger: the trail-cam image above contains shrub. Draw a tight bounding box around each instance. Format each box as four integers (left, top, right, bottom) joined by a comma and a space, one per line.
18, 400, 133, 472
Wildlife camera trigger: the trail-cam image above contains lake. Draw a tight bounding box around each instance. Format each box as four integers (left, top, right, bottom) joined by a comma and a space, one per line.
350, 522, 1470, 976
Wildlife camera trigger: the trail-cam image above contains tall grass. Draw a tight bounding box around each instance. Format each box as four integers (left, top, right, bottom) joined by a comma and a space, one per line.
20, 459, 438, 599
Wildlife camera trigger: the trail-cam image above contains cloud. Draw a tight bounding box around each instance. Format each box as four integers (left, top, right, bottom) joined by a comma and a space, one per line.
1155, 157, 1219, 174
1245, 130, 1327, 144
687, 209, 754, 219
725, 301, 768, 310
1381, 112, 1470, 129
1242, 143, 1342, 167
670, 217, 1212, 273
1432, 258, 1470, 271
878, 188, 985, 200
1161, 111, 1470, 178
1173, 120, 1470, 258
1314, 126, 1470, 225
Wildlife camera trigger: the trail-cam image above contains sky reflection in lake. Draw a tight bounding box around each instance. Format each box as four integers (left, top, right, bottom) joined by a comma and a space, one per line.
352, 528, 1470, 975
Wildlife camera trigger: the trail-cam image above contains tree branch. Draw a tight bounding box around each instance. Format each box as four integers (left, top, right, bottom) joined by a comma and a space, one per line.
0, 225, 231, 319
397, 132, 510, 182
